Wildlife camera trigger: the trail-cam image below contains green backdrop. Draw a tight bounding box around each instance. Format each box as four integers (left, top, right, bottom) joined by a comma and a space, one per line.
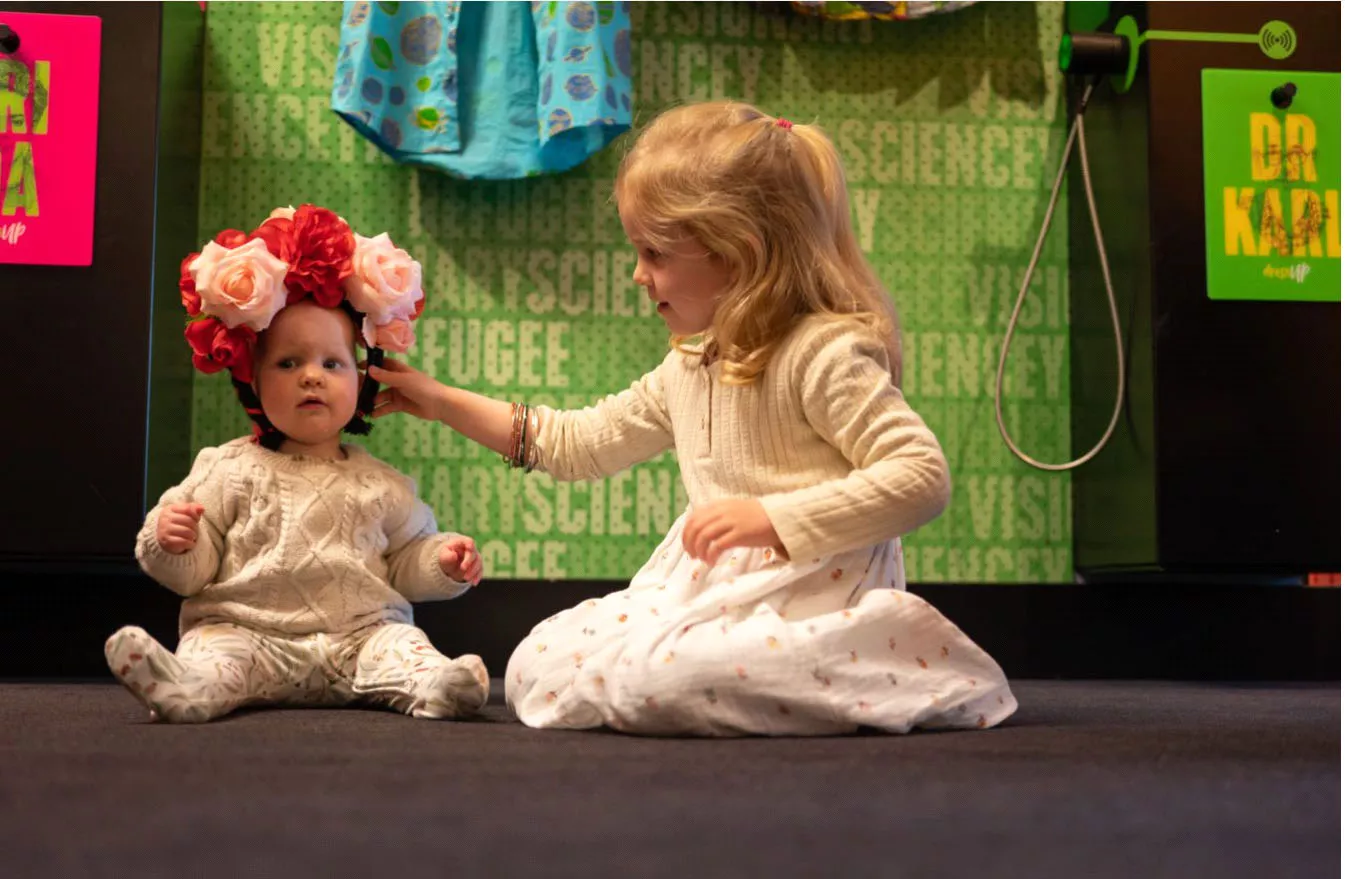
191, 1, 1072, 583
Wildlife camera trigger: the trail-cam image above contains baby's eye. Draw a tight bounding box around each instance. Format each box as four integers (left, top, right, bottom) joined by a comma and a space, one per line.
324, 359, 344, 370
277, 358, 296, 369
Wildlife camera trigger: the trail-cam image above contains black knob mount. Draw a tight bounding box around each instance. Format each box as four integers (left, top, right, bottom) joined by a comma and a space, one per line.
1058, 31, 1131, 77
1270, 83, 1297, 110
0, 24, 18, 55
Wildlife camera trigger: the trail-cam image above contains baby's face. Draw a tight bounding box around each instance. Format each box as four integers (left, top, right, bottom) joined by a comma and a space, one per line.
254, 301, 361, 459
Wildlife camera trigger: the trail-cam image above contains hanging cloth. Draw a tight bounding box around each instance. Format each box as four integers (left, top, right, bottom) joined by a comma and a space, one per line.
333, 1, 632, 180
790, 1, 977, 21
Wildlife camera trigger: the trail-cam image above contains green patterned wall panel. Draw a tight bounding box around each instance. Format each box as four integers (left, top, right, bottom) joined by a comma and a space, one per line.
192, 1, 1072, 582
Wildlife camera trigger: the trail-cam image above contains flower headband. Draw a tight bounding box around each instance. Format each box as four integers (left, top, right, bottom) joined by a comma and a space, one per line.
178, 204, 425, 440
179, 204, 425, 384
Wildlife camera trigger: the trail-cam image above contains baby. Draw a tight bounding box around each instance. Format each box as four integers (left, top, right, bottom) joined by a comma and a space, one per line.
105, 205, 488, 723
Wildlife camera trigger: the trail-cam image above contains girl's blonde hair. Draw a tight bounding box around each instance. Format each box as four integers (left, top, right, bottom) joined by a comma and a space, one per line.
615, 101, 902, 385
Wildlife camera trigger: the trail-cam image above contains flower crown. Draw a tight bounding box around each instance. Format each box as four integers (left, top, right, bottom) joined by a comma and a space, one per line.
178, 204, 425, 386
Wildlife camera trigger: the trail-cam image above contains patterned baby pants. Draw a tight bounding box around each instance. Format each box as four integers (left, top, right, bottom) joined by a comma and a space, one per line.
105, 621, 489, 723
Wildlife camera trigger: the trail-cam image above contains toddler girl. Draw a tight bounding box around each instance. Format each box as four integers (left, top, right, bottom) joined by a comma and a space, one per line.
371, 103, 1017, 736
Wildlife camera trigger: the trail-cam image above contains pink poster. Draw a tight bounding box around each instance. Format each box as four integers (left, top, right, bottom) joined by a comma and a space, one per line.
0, 11, 101, 266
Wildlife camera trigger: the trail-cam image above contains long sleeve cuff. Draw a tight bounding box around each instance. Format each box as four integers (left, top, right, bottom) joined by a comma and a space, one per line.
757, 462, 950, 564
135, 512, 215, 597
391, 534, 473, 602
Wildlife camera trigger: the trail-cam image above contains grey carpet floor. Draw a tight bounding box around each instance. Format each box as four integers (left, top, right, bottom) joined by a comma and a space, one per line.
0, 680, 1338, 878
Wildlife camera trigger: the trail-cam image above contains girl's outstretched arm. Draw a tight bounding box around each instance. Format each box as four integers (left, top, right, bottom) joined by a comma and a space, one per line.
368, 358, 514, 457
372, 352, 677, 482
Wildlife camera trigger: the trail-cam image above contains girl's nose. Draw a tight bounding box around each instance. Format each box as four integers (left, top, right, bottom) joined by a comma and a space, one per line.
632, 258, 651, 287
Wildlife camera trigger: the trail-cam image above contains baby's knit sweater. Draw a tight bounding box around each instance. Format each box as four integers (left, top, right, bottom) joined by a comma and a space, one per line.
535, 315, 952, 562
135, 438, 469, 637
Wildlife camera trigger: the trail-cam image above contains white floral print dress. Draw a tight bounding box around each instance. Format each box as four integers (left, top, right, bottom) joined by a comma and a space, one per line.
505, 318, 1018, 736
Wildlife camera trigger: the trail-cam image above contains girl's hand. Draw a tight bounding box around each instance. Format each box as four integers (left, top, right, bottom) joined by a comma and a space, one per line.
682, 499, 786, 565
367, 357, 447, 423
438, 535, 483, 585
156, 502, 204, 555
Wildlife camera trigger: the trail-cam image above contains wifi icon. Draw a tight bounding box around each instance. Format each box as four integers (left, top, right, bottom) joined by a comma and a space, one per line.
1259, 21, 1297, 60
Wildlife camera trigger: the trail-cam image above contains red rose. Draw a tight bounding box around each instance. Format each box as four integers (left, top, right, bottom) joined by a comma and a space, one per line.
184, 319, 224, 371
250, 216, 297, 264
179, 252, 202, 316
214, 229, 248, 248
412, 295, 426, 320
185, 318, 257, 384
285, 205, 354, 307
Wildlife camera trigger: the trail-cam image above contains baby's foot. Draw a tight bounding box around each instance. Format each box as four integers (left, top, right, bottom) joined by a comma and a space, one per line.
413, 654, 491, 720
104, 626, 211, 723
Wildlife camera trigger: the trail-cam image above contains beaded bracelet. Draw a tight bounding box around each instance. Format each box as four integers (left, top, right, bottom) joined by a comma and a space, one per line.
503, 402, 540, 472
517, 404, 528, 467
503, 402, 525, 468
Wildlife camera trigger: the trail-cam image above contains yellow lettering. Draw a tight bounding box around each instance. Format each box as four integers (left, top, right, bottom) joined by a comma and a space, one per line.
1284, 114, 1317, 182
1258, 189, 1288, 256
0, 59, 29, 134
2, 141, 38, 216
33, 62, 49, 134
1327, 191, 1340, 259
1250, 113, 1281, 181
1224, 187, 1257, 255
1289, 189, 1324, 257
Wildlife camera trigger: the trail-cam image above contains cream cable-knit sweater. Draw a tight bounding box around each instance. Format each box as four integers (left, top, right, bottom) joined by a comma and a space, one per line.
536, 315, 952, 563
135, 438, 470, 637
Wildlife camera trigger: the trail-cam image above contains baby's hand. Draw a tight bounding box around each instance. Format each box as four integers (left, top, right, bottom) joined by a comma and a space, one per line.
156, 502, 205, 555
438, 535, 483, 585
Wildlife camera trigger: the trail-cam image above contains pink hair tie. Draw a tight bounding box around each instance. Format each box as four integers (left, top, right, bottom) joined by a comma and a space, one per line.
775, 117, 793, 130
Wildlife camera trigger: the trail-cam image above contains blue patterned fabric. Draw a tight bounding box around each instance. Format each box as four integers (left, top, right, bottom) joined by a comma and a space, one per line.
333, 1, 632, 179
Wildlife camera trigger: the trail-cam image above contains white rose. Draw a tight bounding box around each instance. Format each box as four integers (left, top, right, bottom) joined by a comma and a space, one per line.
342, 233, 423, 324
190, 238, 291, 332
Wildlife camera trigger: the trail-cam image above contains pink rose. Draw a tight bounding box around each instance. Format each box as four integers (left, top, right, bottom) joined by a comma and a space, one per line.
364, 316, 415, 352
190, 238, 291, 331
343, 233, 423, 324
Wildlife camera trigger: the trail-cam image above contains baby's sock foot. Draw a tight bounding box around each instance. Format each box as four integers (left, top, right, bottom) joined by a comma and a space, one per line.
413, 654, 491, 720
104, 626, 212, 723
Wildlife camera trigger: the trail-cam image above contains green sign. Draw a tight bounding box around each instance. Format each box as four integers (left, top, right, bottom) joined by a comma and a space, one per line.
1202, 69, 1341, 302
